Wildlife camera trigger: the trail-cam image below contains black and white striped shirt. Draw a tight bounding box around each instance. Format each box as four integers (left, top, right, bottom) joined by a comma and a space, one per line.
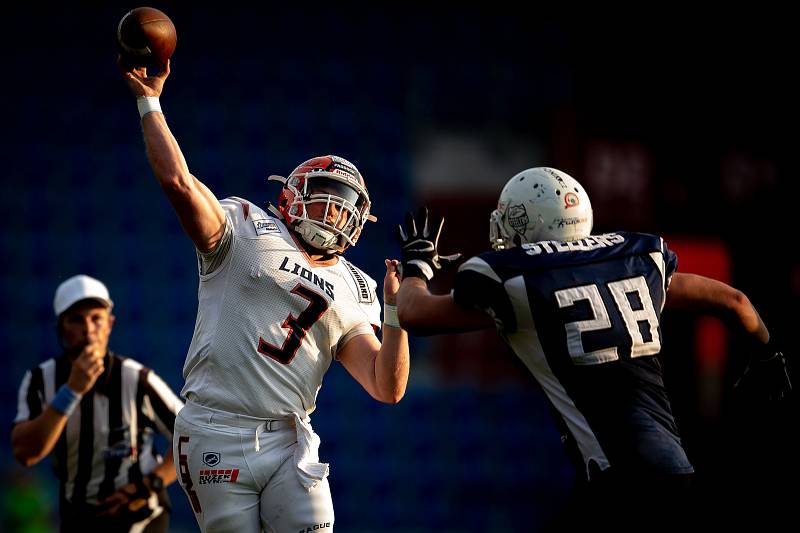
14, 351, 184, 506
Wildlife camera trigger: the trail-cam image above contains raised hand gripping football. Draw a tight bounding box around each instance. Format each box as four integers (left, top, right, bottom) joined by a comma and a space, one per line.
396, 207, 461, 281
733, 340, 792, 402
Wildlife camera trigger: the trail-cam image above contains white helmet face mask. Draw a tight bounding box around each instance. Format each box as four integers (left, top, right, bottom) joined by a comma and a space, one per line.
289, 176, 366, 252
271, 155, 376, 254
489, 167, 593, 250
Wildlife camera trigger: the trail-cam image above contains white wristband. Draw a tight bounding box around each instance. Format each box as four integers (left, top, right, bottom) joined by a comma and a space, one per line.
407, 259, 434, 281
383, 303, 400, 329
137, 96, 162, 118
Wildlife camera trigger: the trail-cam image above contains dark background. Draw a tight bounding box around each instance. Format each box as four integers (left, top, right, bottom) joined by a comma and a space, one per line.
2, 3, 797, 531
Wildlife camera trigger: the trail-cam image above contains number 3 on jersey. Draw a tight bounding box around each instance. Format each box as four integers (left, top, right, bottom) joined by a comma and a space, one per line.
258, 284, 329, 364
554, 275, 661, 365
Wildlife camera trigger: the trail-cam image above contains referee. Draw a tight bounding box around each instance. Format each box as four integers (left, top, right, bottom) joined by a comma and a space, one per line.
11, 275, 184, 532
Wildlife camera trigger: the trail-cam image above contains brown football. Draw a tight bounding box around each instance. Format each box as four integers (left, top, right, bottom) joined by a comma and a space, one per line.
117, 7, 176, 67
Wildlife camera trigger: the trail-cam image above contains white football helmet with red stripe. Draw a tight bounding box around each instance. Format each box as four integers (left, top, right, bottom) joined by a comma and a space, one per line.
489, 167, 593, 250
270, 155, 376, 253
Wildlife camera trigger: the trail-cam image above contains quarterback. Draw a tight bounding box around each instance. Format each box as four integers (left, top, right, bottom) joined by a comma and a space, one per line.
120, 59, 409, 532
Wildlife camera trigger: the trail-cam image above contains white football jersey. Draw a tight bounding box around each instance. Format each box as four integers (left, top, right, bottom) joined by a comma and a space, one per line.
181, 197, 381, 418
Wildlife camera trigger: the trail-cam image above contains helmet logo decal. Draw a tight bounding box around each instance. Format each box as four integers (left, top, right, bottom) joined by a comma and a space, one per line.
555, 216, 589, 228
507, 204, 529, 235
564, 191, 580, 208
544, 167, 565, 184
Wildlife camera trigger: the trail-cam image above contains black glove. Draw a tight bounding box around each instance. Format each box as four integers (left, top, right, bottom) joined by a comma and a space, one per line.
396, 207, 461, 281
733, 340, 792, 402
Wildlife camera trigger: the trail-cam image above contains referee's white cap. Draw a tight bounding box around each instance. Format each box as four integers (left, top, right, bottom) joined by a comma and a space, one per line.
53, 275, 114, 316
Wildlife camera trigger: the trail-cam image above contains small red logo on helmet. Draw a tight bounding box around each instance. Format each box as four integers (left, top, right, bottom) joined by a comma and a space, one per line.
564, 192, 580, 209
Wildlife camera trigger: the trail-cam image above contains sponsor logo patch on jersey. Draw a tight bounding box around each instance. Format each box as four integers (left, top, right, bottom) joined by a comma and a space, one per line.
199, 469, 240, 484
253, 218, 281, 235
102, 426, 136, 460
102, 441, 136, 459
343, 261, 375, 304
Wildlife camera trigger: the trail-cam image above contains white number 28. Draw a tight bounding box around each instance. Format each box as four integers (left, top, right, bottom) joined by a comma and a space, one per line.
554, 276, 661, 365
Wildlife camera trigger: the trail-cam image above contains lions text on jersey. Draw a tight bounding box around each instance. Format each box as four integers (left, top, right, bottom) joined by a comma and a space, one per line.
181, 197, 381, 419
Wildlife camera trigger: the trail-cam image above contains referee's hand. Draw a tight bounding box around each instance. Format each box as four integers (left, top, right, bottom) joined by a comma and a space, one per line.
67, 343, 105, 395
97, 481, 153, 526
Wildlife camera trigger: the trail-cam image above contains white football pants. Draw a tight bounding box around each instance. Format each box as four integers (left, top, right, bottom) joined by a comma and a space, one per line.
173, 401, 334, 533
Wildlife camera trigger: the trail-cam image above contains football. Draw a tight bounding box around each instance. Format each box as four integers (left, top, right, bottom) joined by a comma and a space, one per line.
117, 7, 176, 67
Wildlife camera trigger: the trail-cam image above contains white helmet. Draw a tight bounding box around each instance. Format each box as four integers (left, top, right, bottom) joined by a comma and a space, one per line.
270, 155, 377, 253
489, 167, 593, 250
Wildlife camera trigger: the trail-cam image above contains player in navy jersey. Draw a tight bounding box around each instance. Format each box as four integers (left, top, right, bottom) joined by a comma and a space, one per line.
394, 167, 791, 529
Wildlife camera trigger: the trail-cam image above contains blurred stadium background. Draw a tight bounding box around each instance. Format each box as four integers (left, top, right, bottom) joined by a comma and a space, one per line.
2, 3, 797, 531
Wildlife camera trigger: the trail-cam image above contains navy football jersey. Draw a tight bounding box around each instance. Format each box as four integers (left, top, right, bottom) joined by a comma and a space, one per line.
453, 231, 693, 479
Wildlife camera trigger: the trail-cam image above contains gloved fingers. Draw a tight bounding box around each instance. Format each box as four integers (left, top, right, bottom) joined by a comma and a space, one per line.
405, 210, 418, 238
417, 206, 430, 238
431, 213, 445, 245
397, 224, 408, 242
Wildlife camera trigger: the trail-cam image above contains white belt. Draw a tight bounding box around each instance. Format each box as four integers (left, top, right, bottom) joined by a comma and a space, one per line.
181, 401, 327, 491
253, 418, 295, 452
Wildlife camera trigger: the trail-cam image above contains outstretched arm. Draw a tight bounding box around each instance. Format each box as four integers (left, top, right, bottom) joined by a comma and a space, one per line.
664, 272, 769, 343
397, 277, 495, 336
120, 58, 226, 252
667, 273, 792, 400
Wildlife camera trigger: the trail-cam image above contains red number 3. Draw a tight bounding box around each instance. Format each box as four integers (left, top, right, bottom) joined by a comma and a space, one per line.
258, 284, 329, 364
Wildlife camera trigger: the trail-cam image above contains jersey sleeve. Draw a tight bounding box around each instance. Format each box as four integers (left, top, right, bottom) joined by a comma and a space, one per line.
13, 370, 38, 424
335, 322, 377, 360
339, 259, 381, 327
197, 216, 233, 275
364, 275, 381, 327
453, 256, 517, 333
196, 196, 247, 276
333, 264, 381, 360
199, 197, 287, 276
661, 238, 679, 289
140, 370, 184, 439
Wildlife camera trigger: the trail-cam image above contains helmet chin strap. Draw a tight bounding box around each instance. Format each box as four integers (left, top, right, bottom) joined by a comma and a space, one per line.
297, 221, 341, 254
